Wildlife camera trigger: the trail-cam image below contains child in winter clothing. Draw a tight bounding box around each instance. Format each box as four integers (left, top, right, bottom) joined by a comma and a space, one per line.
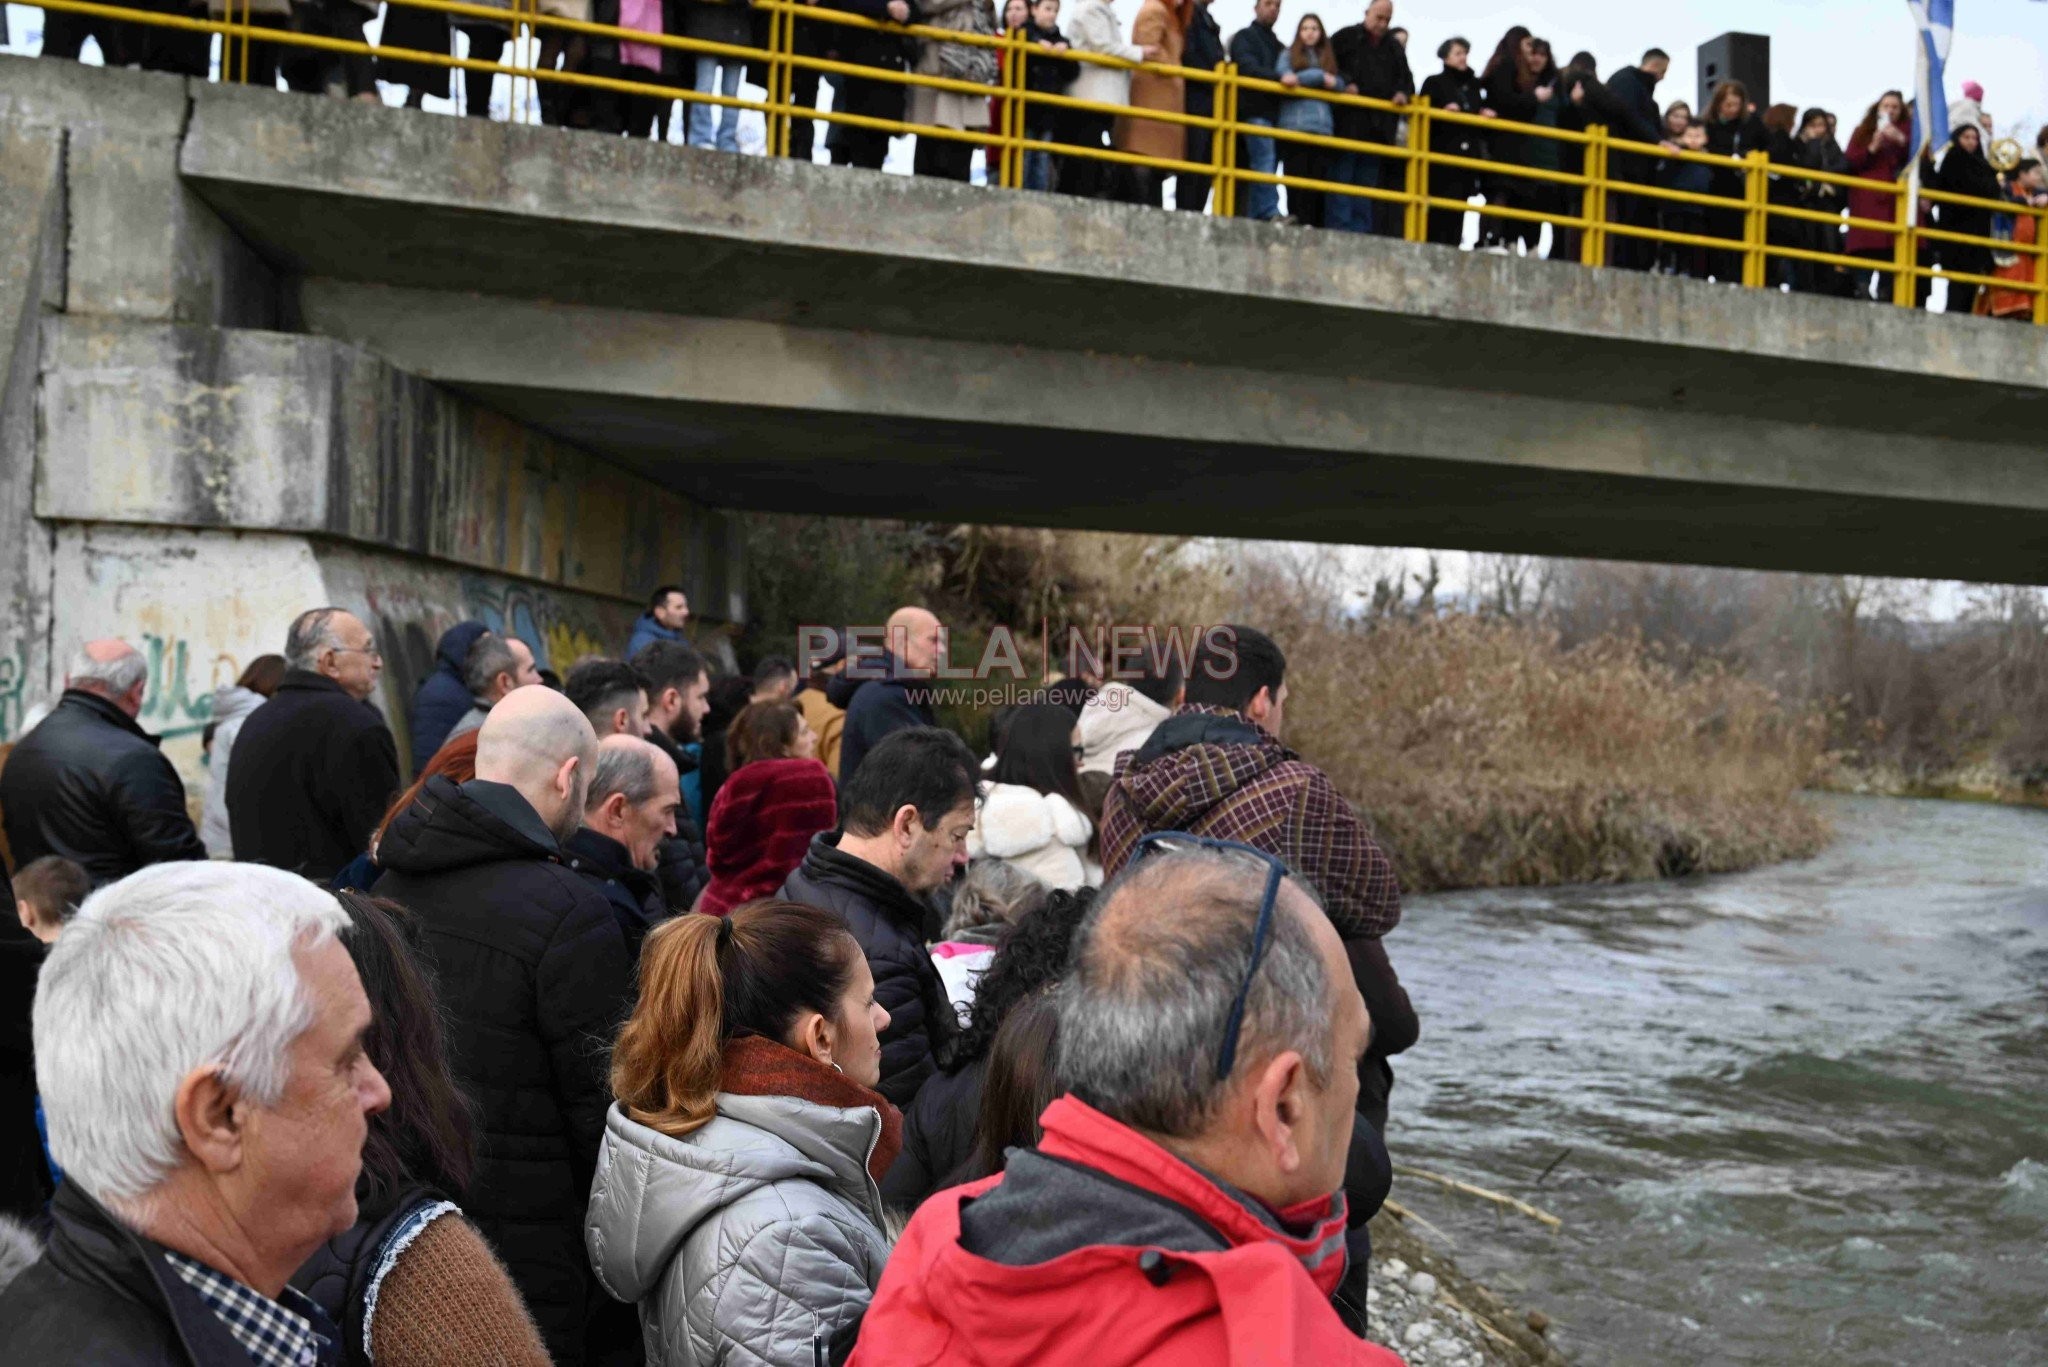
1656, 120, 1713, 278
1018, 0, 1077, 190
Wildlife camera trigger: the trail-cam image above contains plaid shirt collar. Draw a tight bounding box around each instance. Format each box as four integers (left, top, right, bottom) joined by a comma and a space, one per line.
162, 1250, 335, 1367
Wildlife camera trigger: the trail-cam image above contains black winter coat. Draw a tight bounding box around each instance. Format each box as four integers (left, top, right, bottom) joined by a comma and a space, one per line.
227, 670, 401, 884
1226, 20, 1283, 122
1182, 5, 1223, 116
372, 776, 634, 1367
779, 832, 957, 1108
0, 918, 49, 1222
645, 724, 712, 910
836, 655, 938, 783
0, 690, 206, 886
563, 825, 668, 962
1934, 143, 2003, 276
880, 1054, 986, 1207
1705, 112, 1770, 200
1601, 65, 1667, 182
1329, 24, 1411, 143
0, 1181, 272, 1365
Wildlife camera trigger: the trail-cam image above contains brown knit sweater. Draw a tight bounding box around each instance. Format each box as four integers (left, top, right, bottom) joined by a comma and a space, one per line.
369, 1214, 554, 1366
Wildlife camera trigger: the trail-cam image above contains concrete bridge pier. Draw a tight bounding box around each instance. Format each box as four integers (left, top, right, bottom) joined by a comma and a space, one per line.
0, 60, 741, 784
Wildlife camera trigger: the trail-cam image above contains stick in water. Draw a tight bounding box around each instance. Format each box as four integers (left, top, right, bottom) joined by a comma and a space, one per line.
1393, 1164, 1564, 1230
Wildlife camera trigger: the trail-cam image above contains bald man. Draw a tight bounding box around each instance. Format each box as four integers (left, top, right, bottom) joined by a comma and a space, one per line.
373, 686, 629, 1366
0, 640, 206, 885
836, 605, 946, 782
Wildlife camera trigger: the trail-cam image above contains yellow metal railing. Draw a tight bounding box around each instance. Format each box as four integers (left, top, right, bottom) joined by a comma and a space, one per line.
29, 0, 2048, 324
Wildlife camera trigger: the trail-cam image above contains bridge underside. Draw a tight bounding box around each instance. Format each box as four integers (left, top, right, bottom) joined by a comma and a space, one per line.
17, 56, 2048, 586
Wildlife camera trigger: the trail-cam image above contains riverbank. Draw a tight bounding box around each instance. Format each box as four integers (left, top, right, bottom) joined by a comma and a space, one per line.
1366, 1207, 1569, 1367
1813, 757, 2048, 809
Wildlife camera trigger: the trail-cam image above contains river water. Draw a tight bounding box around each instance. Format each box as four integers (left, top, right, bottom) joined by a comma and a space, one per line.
1385, 795, 2048, 1366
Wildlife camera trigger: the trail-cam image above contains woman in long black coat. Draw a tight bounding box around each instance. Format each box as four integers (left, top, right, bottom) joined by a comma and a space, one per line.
1933, 124, 2005, 314
1703, 79, 1771, 282
1419, 36, 1488, 247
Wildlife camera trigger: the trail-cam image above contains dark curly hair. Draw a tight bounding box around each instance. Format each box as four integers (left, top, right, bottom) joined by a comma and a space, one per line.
940, 885, 1097, 1072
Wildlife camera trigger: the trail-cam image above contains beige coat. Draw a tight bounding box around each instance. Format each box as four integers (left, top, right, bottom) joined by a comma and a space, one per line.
1112, 0, 1186, 162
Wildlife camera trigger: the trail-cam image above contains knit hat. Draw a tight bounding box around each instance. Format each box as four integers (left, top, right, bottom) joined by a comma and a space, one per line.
1961, 79, 1984, 101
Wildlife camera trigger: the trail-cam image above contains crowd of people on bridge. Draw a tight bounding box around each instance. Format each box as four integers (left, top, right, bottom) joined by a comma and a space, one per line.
18, 0, 2048, 315
0, 587, 1422, 1364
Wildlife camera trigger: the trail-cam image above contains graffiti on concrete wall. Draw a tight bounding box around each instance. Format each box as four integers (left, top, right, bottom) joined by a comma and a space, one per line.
137, 632, 239, 739
355, 561, 635, 767
0, 645, 25, 742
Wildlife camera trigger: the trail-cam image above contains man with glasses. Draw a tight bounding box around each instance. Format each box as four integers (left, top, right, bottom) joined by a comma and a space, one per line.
227, 607, 401, 883
850, 844, 1406, 1365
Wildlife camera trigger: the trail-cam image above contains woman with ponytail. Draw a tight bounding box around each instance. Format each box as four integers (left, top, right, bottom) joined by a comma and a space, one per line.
585, 902, 897, 1366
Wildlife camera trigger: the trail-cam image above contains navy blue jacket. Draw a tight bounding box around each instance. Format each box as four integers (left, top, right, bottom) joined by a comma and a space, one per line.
407, 621, 488, 773
834, 654, 938, 783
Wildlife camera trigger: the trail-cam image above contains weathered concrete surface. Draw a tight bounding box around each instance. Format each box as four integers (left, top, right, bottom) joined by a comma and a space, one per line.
38, 315, 731, 608
302, 280, 2048, 580
0, 114, 66, 739
0, 58, 277, 327
50, 522, 658, 787
158, 68, 2048, 579
0, 60, 746, 775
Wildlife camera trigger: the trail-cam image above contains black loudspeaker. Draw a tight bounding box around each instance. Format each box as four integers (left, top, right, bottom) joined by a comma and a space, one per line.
1698, 32, 1771, 116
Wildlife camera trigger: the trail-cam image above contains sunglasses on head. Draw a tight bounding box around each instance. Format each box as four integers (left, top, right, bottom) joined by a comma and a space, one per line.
1130, 831, 1288, 1081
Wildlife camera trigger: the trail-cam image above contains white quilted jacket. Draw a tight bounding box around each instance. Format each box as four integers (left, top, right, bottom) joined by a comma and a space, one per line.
585, 1097, 892, 1366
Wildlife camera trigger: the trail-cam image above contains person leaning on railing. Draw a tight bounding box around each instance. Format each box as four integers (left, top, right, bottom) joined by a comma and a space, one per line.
1600, 47, 1679, 271
679, 0, 753, 151
1176, 0, 1225, 213
1109, 0, 1188, 208
1984, 157, 2047, 321
1475, 26, 1553, 254
1006, 0, 1079, 193
1417, 36, 1486, 247
909, 0, 998, 182
1061, 0, 1156, 199
1930, 123, 2004, 315
1328, 0, 1412, 236
822, 0, 916, 169
1225, 0, 1285, 222
1843, 90, 1912, 301
1702, 80, 1770, 284
1274, 14, 1345, 228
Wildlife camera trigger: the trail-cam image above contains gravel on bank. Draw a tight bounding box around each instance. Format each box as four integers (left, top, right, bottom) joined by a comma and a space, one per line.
1363, 1207, 1569, 1367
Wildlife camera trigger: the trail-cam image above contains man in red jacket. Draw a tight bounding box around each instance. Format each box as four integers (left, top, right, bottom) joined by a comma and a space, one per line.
850, 846, 1407, 1367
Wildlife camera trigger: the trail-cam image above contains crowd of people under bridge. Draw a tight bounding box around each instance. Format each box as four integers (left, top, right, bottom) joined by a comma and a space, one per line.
0, 594, 1421, 1364
16, 0, 2048, 315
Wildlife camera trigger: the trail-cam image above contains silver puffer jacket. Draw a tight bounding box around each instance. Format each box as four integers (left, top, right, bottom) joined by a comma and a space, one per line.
586, 1097, 893, 1367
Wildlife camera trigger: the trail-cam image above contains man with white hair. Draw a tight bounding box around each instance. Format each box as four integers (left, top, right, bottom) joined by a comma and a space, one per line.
0, 862, 391, 1363
850, 843, 1404, 1366
372, 685, 632, 1366
0, 639, 206, 885
228, 607, 401, 884
564, 734, 680, 960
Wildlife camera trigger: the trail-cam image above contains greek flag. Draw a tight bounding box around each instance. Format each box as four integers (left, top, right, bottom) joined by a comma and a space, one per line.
1907, 0, 1953, 157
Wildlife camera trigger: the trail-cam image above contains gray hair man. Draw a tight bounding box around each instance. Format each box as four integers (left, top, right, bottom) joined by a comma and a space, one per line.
445, 632, 542, 743
0, 640, 207, 885
564, 734, 681, 959
0, 863, 390, 1363
371, 685, 630, 1363
227, 608, 401, 883
849, 846, 1399, 1365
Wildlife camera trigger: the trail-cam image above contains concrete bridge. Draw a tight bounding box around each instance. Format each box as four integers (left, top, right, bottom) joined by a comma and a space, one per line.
4, 54, 2047, 768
